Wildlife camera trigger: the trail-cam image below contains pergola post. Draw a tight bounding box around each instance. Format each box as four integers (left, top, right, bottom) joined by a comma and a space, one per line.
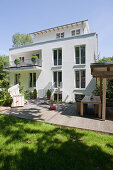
102, 78, 106, 120
100, 78, 102, 101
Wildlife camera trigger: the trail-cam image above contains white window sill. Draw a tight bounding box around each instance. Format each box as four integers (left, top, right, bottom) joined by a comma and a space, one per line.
74, 64, 86, 66
74, 88, 86, 90
53, 65, 62, 67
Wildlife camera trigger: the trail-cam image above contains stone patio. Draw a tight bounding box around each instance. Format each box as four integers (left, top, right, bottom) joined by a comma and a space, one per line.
0, 99, 113, 134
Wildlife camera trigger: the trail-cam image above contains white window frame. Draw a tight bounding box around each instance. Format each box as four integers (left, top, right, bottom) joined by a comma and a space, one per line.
29, 72, 36, 88
75, 69, 86, 89
53, 71, 62, 88
56, 32, 64, 39
76, 29, 80, 35
53, 48, 62, 66
75, 45, 86, 65
71, 30, 75, 36
71, 29, 80, 36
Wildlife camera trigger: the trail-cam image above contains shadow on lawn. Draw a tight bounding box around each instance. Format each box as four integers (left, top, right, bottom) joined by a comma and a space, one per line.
0, 115, 113, 170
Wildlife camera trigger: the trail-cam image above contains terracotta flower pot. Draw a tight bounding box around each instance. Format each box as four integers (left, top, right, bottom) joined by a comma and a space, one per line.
47, 96, 50, 100
34, 95, 37, 99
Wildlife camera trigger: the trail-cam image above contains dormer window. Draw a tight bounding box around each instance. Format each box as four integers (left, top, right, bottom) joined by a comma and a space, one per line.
71, 30, 75, 36
76, 29, 80, 35
71, 29, 80, 36
61, 32, 64, 38
56, 32, 64, 39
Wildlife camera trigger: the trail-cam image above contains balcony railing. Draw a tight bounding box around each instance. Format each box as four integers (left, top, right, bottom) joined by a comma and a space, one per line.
4, 59, 42, 69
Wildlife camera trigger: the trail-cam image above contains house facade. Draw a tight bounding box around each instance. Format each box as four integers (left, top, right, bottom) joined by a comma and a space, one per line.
5, 20, 98, 102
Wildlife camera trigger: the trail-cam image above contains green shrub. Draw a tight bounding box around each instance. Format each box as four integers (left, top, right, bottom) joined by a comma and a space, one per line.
31, 56, 38, 63
47, 89, 51, 97
0, 100, 4, 106
0, 89, 13, 106
19, 86, 24, 93
14, 58, 21, 65
92, 80, 100, 96
24, 90, 31, 100
30, 91, 34, 99
33, 89, 37, 99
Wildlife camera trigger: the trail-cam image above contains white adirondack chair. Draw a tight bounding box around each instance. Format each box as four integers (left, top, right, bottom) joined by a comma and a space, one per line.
8, 84, 24, 107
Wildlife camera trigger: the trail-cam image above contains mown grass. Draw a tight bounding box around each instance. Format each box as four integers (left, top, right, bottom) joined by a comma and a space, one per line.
0, 114, 113, 170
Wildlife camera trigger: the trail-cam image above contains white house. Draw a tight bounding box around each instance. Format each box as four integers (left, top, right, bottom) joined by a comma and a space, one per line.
5, 20, 98, 102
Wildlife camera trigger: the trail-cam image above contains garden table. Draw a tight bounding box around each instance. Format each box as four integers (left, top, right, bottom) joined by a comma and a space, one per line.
81, 96, 101, 118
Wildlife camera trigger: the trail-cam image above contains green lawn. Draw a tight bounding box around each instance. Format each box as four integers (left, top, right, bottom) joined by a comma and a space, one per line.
0, 115, 113, 170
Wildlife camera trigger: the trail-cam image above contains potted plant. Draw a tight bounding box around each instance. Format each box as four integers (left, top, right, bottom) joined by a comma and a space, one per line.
47, 89, 51, 100
33, 89, 37, 99
31, 56, 38, 64
14, 58, 21, 66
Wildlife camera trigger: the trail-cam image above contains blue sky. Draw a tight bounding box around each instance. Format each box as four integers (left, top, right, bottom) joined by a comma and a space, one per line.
0, 0, 113, 58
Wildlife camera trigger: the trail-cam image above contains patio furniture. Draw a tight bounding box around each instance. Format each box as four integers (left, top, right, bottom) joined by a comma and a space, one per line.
8, 84, 24, 107
80, 96, 101, 118
75, 94, 85, 114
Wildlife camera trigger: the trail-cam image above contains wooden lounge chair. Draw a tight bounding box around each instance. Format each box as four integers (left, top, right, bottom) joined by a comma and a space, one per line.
8, 84, 24, 107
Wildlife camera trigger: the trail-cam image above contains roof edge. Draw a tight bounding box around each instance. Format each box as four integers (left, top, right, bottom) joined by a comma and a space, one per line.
9, 32, 96, 51
30, 19, 88, 35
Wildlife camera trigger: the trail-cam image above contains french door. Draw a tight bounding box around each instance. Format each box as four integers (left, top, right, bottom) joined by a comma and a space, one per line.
53, 71, 62, 88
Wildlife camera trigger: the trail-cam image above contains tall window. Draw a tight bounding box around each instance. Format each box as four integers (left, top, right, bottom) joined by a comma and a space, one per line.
75, 70, 85, 88
75, 45, 85, 64
29, 73, 36, 87
53, 71, 62, 88
15, 74, 21, 85
53, 49, 62, 66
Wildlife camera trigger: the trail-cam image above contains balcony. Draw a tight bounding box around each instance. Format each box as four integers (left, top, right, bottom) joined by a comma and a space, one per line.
3, 59, 42, 71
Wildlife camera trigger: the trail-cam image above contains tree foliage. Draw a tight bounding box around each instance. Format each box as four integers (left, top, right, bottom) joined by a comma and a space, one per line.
93, 56, 113, 102
98, 56, 113, 63
0, 56, 9, 88
12, 33, 33, 47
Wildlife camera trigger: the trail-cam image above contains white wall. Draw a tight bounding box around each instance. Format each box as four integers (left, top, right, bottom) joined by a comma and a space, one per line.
9, 32, 97, 102
32, 21, 90, 44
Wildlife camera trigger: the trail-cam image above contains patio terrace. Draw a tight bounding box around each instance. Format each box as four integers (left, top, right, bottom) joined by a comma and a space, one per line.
1, 99, 113, 134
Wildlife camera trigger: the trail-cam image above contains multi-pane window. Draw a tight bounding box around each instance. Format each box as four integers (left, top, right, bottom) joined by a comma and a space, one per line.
56, 32, 64, 39
19, 57, 24, 62
54, 93, 62, 101
71, 30, 75, 36
71, 29, 80, 36
29, 73, 36, 87
53, 71, 62, 88
53, 49, 62, 65
76, 29, 80, 35
75, 45, 85, 64
15, 74, 21, 85
75, 70, 85, 88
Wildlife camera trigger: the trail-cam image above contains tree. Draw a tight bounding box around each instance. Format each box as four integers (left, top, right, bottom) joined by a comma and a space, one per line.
0, 56, 9, 88
12, 33, 33, 47
98, 56, 113, 63
95, 56, 113, 102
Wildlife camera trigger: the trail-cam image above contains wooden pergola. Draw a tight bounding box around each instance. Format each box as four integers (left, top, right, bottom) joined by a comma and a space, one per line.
90, 62, 113, 120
